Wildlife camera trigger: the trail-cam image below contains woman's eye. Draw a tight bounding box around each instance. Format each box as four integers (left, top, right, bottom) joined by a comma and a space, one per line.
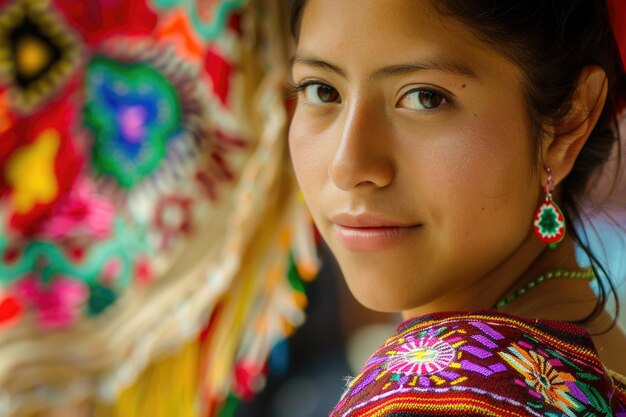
399, 88, 447, 110
303, 83, 341, 104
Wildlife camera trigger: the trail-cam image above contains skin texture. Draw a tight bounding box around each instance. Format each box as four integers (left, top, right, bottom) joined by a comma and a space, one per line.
288, 0, 626, 372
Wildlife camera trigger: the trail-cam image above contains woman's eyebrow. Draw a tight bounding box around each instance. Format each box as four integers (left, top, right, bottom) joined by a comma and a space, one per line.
290, 53, 347, 77
370, 62, 479, 80
290, 52, 479, 80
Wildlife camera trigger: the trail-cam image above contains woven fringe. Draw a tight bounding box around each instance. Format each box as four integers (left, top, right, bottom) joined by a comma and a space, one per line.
94, 339, 200, 417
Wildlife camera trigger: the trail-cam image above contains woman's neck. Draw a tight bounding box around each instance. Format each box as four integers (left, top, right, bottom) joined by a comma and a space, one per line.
401, 233, 597, 323
401, 230, 626, 374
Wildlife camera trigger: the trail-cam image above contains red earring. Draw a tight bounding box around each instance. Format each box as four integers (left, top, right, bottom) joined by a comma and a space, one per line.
533, 167, 566, 249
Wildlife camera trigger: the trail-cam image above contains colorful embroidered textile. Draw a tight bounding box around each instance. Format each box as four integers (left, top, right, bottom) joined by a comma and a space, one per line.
0, 0, 318, 416
331, 311, 626, 416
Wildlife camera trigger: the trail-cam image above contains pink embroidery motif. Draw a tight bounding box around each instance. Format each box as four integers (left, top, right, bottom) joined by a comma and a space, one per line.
14, 275, 88, 329
36, 179, 114, 240
386, 336, 456, 375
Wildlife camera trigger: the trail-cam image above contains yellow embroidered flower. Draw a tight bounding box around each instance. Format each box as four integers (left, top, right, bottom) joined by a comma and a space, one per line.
500, 343, 581, 416
5, 129, 60, 214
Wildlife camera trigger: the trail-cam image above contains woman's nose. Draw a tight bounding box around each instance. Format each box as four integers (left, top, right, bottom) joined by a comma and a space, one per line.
328, 102, 395, 191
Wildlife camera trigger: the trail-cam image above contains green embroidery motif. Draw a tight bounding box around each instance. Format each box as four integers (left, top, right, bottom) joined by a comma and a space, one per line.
84, 56, 182, 189
0, 218, 151, 287
87, 283, 117, 316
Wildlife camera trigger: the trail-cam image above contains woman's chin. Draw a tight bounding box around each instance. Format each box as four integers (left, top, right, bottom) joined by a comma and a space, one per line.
345, 278, 431, 314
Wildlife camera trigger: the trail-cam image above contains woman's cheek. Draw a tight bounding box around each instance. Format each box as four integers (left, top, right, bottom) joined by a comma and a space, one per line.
420, 124, 533, 243
288, 120, 327, 219
289, 113, 317, 172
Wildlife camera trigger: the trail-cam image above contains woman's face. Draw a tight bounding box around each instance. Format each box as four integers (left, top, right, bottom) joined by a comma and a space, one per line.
289, 0, 542, 313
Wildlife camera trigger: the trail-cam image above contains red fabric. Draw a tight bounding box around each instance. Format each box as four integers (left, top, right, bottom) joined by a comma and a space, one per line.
331, 311, 626, 417
608, 0, 626, 69
53, 0, 158, 45
204, 47, 234, 107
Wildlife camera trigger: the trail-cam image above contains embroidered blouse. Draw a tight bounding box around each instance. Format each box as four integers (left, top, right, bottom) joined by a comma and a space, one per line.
330, 311, 626, 416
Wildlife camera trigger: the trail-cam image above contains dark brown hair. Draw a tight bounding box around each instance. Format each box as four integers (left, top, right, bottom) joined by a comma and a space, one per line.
289, 0, 626, 327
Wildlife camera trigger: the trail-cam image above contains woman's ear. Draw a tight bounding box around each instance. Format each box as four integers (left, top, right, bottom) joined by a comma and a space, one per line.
542, 65, 608, 185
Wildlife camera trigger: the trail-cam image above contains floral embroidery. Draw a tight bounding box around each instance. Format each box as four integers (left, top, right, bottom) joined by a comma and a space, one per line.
35, 179, 115, 240
5, 129, 60, 214
0, 3, 313, 416
0, 1, 251, 336
154, 196, 192, 250
87, 282, 117, 317
331, 312, 619, 417
499, 343, 583, 416
14, 274, 88, 329
0, 0, 81, 113
0, 213, 152, 326
0, 218, 150, 290
85, 55, 182, 189
386, 336, 456, 375
1, 94, 84, 237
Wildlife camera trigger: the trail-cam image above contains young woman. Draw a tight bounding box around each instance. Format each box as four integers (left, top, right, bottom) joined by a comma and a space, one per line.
287, 0, 626, 415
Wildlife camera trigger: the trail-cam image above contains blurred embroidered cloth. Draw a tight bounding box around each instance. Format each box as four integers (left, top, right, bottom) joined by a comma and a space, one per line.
0, 0, 317, 415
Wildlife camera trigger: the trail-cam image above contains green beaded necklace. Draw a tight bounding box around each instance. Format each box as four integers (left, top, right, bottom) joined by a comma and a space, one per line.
493, 267, 596, 310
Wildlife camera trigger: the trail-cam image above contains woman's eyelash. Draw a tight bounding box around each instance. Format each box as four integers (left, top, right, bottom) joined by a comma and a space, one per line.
286, 80, 319, 96
285, 81, 302, 97
395, 86, 455, 113
403, 87, 453, 104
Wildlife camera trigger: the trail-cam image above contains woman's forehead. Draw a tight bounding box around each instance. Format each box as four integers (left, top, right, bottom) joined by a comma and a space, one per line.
295, 0, 521, 86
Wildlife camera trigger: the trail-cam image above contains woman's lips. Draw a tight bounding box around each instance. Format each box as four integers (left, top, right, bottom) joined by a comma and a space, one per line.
330, 213, 421, 252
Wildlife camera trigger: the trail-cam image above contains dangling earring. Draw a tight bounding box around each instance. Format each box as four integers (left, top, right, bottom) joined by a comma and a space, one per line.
533, 167, 566, 249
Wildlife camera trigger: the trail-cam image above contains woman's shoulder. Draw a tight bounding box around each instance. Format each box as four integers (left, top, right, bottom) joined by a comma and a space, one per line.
330, 310, 626, 417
